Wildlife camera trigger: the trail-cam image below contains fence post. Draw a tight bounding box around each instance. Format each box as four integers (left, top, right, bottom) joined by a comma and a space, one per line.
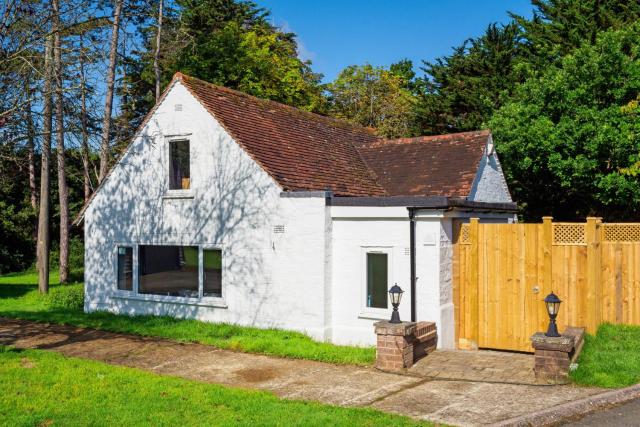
597, 218, 604, 327
586, 217, 601, 333
469, 218, 480, 348
542, 216, 553, 295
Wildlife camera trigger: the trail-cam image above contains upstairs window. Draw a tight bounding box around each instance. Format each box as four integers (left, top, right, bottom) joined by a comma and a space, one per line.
169, 139, 190, 190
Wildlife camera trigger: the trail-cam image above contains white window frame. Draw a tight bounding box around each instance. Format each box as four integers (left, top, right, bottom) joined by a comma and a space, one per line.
359, 246, 393, 319
112, 242, 227, 308
165, 136, 193, 198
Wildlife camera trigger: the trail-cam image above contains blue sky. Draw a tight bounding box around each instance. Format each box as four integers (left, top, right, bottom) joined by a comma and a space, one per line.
259, 0, 534, 82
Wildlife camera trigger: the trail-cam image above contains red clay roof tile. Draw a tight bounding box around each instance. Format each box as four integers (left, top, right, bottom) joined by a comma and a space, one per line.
178, 73, 386, 197
178, 73, 489, 198
355, 130, 490, 197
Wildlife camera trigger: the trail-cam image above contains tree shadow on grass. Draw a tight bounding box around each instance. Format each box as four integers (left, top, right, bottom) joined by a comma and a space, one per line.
0, 284, 37, 299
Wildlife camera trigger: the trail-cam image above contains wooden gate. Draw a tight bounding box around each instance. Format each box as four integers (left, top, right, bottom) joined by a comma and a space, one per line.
453, 217, 640, 352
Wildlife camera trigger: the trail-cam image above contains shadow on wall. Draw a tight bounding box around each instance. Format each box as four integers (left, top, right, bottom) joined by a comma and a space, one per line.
85, 116, 280, 327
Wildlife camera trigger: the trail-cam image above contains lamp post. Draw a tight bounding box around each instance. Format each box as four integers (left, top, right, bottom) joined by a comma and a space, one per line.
544, 291, 562, 337
388, 284, 404, 323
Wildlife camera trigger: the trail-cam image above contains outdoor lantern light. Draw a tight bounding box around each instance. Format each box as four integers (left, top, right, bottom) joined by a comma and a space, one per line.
388, 284, 404, 323
544, 291, 562, 337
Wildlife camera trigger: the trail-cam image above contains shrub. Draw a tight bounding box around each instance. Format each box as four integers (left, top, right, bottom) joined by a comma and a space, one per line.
49, 236, 84, 274
45, 284, 84, 311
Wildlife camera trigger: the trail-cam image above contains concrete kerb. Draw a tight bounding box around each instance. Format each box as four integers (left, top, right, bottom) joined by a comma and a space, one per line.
492, 383, 640, 427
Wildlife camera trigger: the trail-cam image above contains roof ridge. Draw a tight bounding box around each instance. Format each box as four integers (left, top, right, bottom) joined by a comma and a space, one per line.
371, 130, 491, 147
174, 72, 381, 137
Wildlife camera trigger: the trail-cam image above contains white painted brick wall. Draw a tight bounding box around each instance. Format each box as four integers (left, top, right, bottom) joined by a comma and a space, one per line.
84, 82, 327, 339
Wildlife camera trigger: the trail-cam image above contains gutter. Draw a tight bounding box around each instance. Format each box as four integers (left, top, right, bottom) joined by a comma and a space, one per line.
327, 195, 518, 212
408, 207, 417, 322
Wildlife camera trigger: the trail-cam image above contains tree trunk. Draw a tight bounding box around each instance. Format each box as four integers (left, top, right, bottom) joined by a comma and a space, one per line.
37, 34, 54, 294
154, 0, 163, 101
26, 85, 37, 211
79, 35, 91, 202
53, 0, 69, 283
98, 0, 123, 183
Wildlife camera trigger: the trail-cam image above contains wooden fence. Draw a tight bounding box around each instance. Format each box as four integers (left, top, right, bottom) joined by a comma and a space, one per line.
453, 217, 640, 352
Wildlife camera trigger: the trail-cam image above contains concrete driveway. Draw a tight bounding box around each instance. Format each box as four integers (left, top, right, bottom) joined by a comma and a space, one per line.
0, 318, 605, 426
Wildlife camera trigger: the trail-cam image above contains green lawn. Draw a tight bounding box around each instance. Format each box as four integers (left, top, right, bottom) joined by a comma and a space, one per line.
0, 271, 375, 365
0, 345, 424, 427
570, 323, 640, 388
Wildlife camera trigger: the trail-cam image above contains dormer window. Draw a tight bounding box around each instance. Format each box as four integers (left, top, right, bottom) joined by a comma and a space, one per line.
169, 139, 190, 190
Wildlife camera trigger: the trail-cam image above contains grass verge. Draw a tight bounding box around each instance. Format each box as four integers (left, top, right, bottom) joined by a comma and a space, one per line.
0, 345, 424, 426
0, 271, 375, 365
570, 323, 640, 388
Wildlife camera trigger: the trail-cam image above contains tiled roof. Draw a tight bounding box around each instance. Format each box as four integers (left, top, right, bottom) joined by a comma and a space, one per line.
355, 131, 490, 197
74, 74, 493, 225
178, 73, 386, 197
178, 73, 490, 198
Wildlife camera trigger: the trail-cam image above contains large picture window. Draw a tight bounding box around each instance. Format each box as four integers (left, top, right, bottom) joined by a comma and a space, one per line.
169, 139, 190, 190
116, 244, 224, 301
366, 252, 388, 309
117, 246, 133, 291
138, 245, 199, 297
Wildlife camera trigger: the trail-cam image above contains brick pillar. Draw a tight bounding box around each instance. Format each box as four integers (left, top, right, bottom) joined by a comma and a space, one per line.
374, 321, 416, 372
531, 332, 576, 384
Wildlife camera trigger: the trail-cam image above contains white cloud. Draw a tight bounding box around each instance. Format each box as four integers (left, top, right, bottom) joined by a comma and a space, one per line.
273, 18, 317, 63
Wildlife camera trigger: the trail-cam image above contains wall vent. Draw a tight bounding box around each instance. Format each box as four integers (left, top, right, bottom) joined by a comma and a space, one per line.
404, 247, 411, 255
273, 225, 285, 234
174, 104, 183, 111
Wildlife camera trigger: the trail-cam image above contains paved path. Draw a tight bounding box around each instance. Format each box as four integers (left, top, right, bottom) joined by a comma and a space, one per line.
564, 398, 640, 426
0, 318, 603, 426
410, 348, 537, 385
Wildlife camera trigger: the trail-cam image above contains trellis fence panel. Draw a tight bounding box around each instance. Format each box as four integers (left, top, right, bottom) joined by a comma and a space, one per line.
453, 218, 640, 352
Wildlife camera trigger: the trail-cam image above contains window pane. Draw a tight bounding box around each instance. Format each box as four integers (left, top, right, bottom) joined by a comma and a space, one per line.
169, 140, 190, 190
367, 253, 388, 309
203, 249, 222, 297
138, 245, 198, 297
117, 246, 133, 291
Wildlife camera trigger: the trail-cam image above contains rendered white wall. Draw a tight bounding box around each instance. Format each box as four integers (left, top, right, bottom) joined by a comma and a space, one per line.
84, 82, 328, 340
413, 213, 452, 349
329, 207, 457, 348
329, 207, 413, 346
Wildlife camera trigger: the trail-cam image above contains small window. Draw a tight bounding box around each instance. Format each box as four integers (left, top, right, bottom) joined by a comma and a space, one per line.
366, 253, 388, 309
203, 249, 222, 297
117, 246, 133, 291
169, 140, 190, 190
138, 245, 199, 297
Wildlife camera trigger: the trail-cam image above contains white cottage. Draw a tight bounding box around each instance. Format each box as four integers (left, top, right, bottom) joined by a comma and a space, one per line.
78, 72, 516, 347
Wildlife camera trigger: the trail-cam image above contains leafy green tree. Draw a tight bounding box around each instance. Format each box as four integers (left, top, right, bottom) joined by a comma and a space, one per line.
621, 96, 640, 177
121, 0, 325, 134
327, 63, 418, 138
512, 0, 640, 64
389, 59, 420, 92
416, 22, 524, 134
417, 1, 640, 136
489, 24, 640, 221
